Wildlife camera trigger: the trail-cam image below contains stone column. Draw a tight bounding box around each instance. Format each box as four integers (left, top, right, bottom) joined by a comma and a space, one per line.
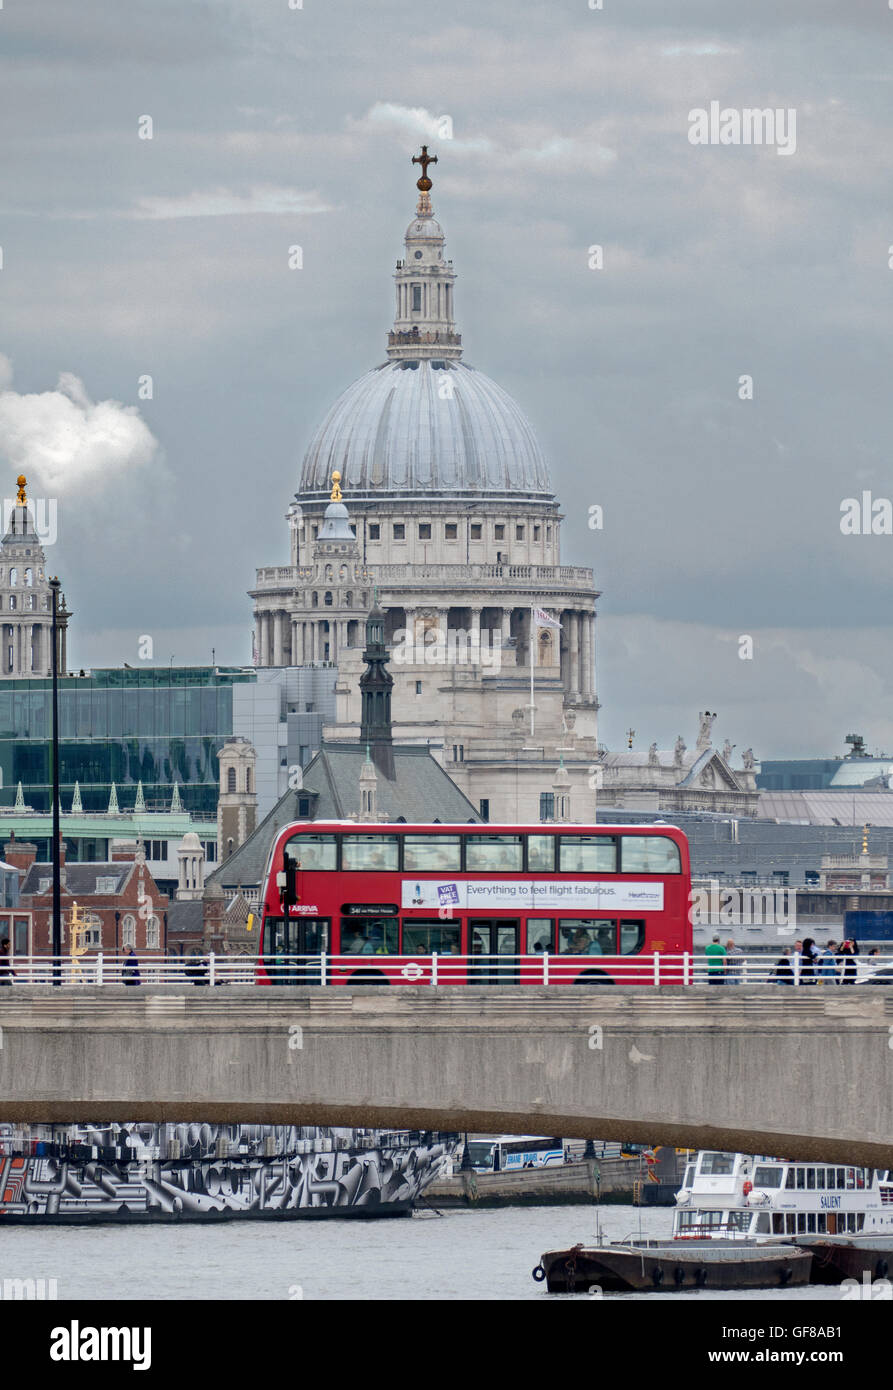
582, 614, 594, 698
569, 612, 580, 699
501, 608, 512, 643
272, 613, 283, 667
404, 608, 418, 658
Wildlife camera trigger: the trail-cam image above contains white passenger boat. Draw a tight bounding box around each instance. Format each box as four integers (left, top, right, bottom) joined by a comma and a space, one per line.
673, 1150, 893, 1241
536, 1150, 893, 1292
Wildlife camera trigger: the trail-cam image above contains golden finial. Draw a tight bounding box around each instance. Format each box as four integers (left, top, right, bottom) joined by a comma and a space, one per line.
330, 470, 342, 503
16, 475, 26, 506
862, 824, 869, 855
412, 145, 437, 193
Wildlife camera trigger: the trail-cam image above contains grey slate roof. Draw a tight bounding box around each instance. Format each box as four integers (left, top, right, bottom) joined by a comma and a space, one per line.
757, 790, 893, 827
21, 862, 129, 896
166, 900, 204, 935
208, 742, 480, 890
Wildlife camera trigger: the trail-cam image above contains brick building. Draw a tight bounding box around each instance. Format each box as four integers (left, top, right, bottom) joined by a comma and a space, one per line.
7, 835, 169, 958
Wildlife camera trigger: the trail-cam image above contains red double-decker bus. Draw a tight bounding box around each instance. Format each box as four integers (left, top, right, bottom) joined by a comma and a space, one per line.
255, 821, 692, 986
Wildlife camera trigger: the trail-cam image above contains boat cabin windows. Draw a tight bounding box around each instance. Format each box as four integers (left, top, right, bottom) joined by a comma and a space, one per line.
774, 1213, 864, 1235
697, 1152, 736, 1176
752, 1165, 783, 1188
676, 1209, 750, 1233
784, 1165, 868, 1191
754, 1213, 771, 1234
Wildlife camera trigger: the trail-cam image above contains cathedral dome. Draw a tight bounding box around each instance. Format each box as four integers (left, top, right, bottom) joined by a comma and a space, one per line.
298, 359, 554, 503
297, 153, 555, 507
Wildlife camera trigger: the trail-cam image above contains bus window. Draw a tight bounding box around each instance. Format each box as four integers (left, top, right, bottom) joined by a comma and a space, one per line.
620, 835, 681, 873
340, 916, 398, 955
558, 919, 614, 955
559, 835, 616, 873
285, 833, 337, 871
525, 919, 554, 953
618, 920, 646, 955
341, 834, 400, 871
402, 921, 460, 955
526, 835, 555, 872
403, 835, 462, 871
465, 835, 524, 872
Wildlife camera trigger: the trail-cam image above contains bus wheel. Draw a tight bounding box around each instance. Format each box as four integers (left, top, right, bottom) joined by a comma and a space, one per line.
349, 970, 389, 985
573, 971, 615, 985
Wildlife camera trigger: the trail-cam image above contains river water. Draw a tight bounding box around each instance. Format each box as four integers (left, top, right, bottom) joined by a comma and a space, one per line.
0, 1203, 842, 1301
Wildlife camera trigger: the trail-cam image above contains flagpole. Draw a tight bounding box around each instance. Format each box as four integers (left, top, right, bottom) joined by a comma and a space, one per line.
529, 605, 535, 736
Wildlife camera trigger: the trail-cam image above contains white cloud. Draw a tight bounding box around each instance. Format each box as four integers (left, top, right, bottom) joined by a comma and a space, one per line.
0, 363, 160, 492
126, 185, 334, 220
355, 103, 494, 153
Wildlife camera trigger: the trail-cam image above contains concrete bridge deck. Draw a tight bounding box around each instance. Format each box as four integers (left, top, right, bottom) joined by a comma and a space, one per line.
0, 987, 891, 1165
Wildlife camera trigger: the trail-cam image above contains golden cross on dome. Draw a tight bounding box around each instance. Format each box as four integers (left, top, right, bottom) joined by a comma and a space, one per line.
412, 145, 438, 191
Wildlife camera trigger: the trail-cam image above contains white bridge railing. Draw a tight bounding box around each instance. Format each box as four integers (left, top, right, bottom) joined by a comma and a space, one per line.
0, 952, 890, 987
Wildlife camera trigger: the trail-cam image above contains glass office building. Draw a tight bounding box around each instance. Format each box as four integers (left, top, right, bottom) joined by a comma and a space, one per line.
0, 667, 257, 818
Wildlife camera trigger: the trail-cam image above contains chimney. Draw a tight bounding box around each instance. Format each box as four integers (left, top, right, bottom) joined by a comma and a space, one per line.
110, 840, 139, 863
3, 840, 37, 873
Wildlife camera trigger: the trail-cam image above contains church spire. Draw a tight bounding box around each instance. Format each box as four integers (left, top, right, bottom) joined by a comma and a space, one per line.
388, 147, 462, 363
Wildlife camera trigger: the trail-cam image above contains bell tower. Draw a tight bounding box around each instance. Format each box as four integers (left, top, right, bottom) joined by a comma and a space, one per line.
0, 475, 71, 677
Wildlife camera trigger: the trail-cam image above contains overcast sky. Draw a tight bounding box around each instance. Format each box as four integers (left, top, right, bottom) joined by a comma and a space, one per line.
1, 0, 892, 760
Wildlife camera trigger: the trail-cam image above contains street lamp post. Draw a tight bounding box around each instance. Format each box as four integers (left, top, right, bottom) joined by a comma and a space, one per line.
50, 577, 61, 984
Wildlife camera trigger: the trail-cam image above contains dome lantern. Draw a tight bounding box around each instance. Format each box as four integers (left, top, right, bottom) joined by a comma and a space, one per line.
388, 147, 461, 363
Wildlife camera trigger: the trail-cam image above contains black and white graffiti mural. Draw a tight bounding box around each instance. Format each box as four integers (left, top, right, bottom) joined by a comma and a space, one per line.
0, 1124, 456, 1222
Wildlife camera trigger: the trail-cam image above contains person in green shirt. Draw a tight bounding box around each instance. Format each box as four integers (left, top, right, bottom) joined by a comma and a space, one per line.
705, 936, 726, 984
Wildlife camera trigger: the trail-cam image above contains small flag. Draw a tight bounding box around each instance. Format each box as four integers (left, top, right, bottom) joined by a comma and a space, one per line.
533, 607, 561, 630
